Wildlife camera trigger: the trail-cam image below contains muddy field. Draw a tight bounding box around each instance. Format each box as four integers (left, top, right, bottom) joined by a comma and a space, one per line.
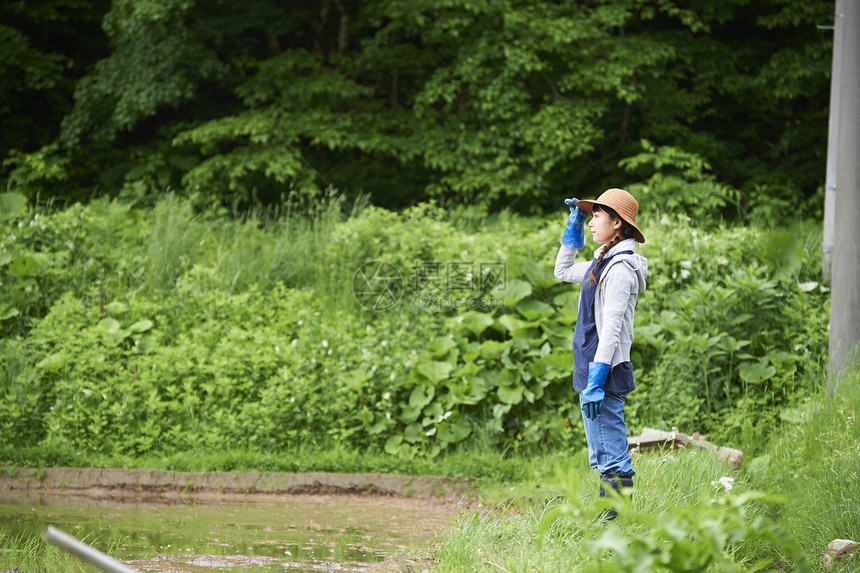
0, 467, 476, 572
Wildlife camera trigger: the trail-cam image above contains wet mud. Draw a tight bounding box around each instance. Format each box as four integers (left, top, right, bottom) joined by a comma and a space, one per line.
0, 468, 475, 572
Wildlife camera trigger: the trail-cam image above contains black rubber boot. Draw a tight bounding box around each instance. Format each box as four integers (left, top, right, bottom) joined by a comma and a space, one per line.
599, 474, 634, 523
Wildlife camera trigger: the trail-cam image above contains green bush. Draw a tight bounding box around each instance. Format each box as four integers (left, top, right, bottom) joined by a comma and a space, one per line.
627, 218, 827, 453
0, 194, 829, 460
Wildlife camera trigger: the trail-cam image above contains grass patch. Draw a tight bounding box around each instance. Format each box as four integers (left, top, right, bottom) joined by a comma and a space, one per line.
0, 528, 100, 572
429, 369, 860, 572
750, 367, 860, 567
0, 441, 541, 483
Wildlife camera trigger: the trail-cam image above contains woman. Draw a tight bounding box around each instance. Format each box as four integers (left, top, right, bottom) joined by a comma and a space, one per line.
553, 188, 648, 521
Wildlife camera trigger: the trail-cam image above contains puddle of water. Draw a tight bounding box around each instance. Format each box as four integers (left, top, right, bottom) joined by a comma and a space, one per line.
0, 491, 458, 572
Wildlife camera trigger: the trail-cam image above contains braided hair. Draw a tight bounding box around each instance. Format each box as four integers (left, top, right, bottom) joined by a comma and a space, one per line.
586, 204, 636, 285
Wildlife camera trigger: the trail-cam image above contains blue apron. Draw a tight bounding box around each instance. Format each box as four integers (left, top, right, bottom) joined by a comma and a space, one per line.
572, 251, 635, 394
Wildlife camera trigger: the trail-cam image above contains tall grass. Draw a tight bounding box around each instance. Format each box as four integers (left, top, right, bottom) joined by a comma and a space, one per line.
752, 365, 860, 565
141, 190, 369, 307
433, 447, 757, 573
0, 528, 95, 572
138, 190, 539, 314
145, 196, 200, 293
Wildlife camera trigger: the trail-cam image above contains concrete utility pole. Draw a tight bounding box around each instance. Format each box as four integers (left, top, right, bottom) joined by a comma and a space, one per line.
828, 0, 860, 394
822, 0, 843, 283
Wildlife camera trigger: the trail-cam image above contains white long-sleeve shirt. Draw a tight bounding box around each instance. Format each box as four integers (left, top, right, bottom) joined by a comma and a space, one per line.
554, 239, 648, 366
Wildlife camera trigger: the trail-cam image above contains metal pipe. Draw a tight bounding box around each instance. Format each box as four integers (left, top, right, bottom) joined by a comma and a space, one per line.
43, 525, 140, 573
823, 0, 843, 284
829, 0, 860, 393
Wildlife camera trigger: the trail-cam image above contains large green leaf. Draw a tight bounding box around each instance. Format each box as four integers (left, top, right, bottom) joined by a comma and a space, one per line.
398, 404, 422, 424
97, 318, 122, 334
497, 379, 524, 405
343, 368, 372, 390
437, 412, 471, 443
0, 305, 19, 321
497, 314, 526, 333
739, 359, 776, 385
423, 401, 444, 421
541, 349, 573, 372
404, 422, 424, 443
542, 321, 573, 347
501, 280, 532, 307
517, 299, 555, 320
493, 403, 512, 420
8, 254, 48, 278
384, 435, 403, 455
36, 353, 67, 372
416, 361, 454, 383
0, 192, 28, 220
426, 336, 457, 358
458, 311, 495, 336
409, 384, 436, 408
451, 362, 483, 378
553, 290, 579, 310
448, 376, 490, 405
128, 319, 154, 333
478, 340, 509, 361
105, 301, 129, 314
522, 263, 557, 288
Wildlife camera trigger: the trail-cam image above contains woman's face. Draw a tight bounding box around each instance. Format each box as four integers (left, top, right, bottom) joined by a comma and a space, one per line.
588, 208, 621, 244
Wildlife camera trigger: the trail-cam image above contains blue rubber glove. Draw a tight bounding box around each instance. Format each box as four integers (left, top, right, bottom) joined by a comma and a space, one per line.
561, 198, 587, 249
581, 361, 610, 420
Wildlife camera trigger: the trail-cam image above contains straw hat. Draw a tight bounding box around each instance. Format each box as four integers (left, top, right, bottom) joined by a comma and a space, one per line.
576, 188, 645, 243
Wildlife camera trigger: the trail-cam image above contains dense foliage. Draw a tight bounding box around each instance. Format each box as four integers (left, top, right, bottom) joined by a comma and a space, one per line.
1, 0, 833, 209
0, 193, 828, 458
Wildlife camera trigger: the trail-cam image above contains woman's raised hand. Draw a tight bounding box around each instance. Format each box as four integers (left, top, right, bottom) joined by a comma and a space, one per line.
561, 198, 586, 249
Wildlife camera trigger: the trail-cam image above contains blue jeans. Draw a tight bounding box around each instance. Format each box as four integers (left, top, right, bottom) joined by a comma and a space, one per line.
580, 392, 635, 478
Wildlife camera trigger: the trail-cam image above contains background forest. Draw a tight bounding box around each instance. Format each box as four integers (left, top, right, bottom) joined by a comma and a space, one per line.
1, 0, 834, 212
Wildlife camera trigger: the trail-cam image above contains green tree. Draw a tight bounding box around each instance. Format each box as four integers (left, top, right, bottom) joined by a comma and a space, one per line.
2, 0, 833, 212
0, 0, 111, 195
